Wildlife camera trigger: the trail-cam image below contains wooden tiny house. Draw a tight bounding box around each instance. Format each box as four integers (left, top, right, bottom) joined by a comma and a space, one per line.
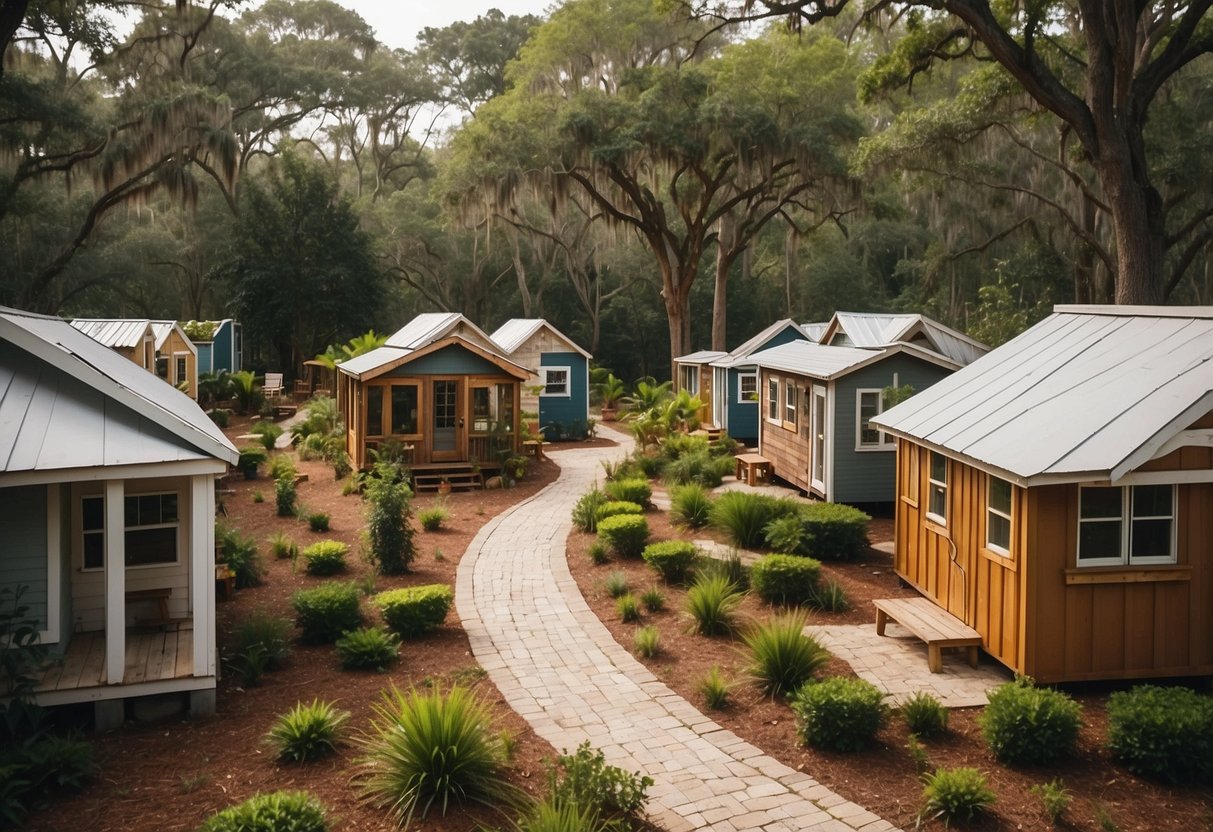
673, 350, 727, 427
71, 319, 200, 398
874, 305, 1213, 683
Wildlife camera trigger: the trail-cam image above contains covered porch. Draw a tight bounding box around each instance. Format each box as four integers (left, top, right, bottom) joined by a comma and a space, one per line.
33, 626, 201, 706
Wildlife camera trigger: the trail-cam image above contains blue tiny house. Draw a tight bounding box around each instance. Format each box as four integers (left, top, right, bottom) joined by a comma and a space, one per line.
193, 319, 243, 375
491, 319, 591, 440
708, 319, 817, 443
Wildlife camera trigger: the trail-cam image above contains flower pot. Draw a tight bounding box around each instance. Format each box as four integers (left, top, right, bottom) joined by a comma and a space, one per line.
600, 406, 618, 422
437, 481, 452, 496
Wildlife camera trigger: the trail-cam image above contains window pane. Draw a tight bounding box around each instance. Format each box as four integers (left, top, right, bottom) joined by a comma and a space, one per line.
1080, 487, 1121, 519
390, 385, 418, 435
496, 385, 514, 431
740, 374, 757, 400
988, 513, 1011, 551
124, 495, 138, 526
139, 495, 161, 525
162, 493, 178, 523
859, 392, 880, 445
930, 452, 947, 484
1078, 520, 1122, 560
929, 483, 947, 518
1132, 485, 1172, 518
125, 527, 176, 566
1131, 519, 1172, 559
768, 379, 779, 420
544, 370, 568, 395
82, 497, 104, 531
83, 533, 104, 569
366, 387, 384, 436
989, 477, 1012, 514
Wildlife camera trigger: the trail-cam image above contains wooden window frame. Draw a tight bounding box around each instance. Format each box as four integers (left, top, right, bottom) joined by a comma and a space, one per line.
365, 381, 422, 439
1077, 485, 1177, 568
927, 451, 948, 526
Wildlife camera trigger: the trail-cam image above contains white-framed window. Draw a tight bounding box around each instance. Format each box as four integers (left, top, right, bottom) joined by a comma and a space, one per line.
811, 386, 827, 489
927, 452, 948, 524
784, 381, 798, 426
855, 389, 896, 450
986, 475, 1013, 555
766, 377, 780, 423
1077, 485, 1175, 567
174, 354, 188, 385
679, 364, 698, 395
738, 372, 758, 403
80, 492, 180, 571
540, 366, 570, 397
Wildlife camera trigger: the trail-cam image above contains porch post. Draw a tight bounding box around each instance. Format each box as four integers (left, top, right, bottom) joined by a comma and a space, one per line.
190, 474, 215, 677
104, 479, 125, 685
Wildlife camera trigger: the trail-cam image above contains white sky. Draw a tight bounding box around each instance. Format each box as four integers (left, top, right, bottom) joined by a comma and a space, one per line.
336, 1, 557, 50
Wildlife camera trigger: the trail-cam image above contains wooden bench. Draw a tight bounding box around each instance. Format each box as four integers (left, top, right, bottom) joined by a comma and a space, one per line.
874, 597, 982, 673
126, 588, 181, 629
522, 439, 548, 461
734, 452, 772, 486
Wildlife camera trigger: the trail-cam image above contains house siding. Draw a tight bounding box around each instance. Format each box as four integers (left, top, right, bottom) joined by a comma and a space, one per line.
212, 321, 241, 373
195, 342, 214, 375
725, 367, 760, 442
0, 485, 49, 630
538, 351, 589, 431
384, 345, 504, 377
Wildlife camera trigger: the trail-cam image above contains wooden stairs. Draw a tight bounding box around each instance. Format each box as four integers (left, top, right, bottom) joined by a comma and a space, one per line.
411, 463, 484, 493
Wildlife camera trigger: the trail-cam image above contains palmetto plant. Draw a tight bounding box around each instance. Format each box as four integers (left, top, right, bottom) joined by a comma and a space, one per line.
623, 378, 671, 413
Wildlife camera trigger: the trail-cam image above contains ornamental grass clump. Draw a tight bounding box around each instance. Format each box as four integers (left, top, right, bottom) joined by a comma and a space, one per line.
275, 473, 297, 518
669, 483, 712, 528
749, 554, 822, 606
571, 485, 609, 533
633, 625, 660, 658
269, 531, 298, 561
596, 514, 649, 558
709, 491, 782, 549
300, 541, 348, 576
901, 691, 949, 738
228, 610, 292, 686
356, 686, 522, 827
198, 791, 329, 832
374, 584, 453, 638
266, 699, 349, 763
743, 611, 830, 698
980, 677, 1082, 765
335, 626, 401, 671
603, 477, 652, 508
1106, 684, 1213, 783
292, 582, 362, 644
791, 677, 887, 752
641, 540, 697, 583
698, 666, 732, 710
616, 594, 641, 623
920, 767, 996, 825
684, 573, 744, 636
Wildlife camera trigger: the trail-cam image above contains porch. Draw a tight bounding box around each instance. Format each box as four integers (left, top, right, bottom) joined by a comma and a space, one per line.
33, 626, 199, 705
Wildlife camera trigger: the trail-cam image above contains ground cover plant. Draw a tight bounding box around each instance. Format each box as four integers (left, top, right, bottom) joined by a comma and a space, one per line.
266, 699, 350, 763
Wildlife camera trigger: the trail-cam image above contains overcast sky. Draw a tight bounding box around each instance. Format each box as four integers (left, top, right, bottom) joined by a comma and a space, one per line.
336, 1, 556, 49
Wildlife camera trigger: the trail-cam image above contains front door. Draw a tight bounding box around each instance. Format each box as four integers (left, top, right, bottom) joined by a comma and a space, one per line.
431, 379, 463, 461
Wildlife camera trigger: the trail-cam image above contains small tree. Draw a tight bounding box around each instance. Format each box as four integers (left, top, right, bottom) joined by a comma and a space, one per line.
364, 462, 416, 575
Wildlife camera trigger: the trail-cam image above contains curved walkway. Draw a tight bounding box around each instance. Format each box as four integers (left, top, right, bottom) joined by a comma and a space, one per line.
456, 436, 899, 832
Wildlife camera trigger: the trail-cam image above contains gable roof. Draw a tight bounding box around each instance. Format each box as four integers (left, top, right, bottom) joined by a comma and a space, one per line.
337, 334, 531, 382
149, 320, 197, 354
871, 305, 1213, 485
2, 307, 237, 475
675, 349, 729, 365
802, 322, 829, 343
713, 319, 814, 368
821, 312, 987, 367
490, 318, 591, 359
749, 339, 959, 381
70, 318, 154, 350
385, 312, 498, 352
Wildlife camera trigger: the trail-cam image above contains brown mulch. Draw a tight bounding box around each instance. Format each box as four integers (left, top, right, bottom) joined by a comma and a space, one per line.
566, 508, 1213, 832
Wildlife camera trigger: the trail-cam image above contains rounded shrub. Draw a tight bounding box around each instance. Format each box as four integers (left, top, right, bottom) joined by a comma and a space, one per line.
374, 584, 454, 638
743, 611, 830, 697
596, 514, 649, 558
791, 677, 887, 752
335, 626, 402, 671
684, 573, 743, 636
669, 483, 713, 529
798, 503, 870, 561
750, 554, 822, 605
901, 691, 949, 738
292, 582, 362, 644
1106, 684, 1213, 783
300, 541, 348, 576
596, 500, 644, 522
641, 540, 697, 583
198, 791, 328, 832
604, 477, 652, 507
921, 767, 996, 825
237, 446, 267, 479
266, 699, 350, 763
980, 677, 1082, 765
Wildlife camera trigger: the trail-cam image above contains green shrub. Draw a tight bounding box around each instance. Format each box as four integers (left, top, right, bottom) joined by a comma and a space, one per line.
595, 500, 644, 522
634, 452, 663, 478
980, 677, 1082, 765
357, 686, 521, 826
633, 625, 660, 658
218, 524, 263, 589
275, 475, 297, 518
292, 583, 362, 644
669, 483, 712, 528
639, 586, 665, 612
252, 421, 285, 451
596, 514, 649, 558
698, 666, 731, 710
300, 541, 348, 576
364, 462, 416, 575
228, 610, 292, 685
307, 512, 330, 532
507, 796, 602, 832
684, 573, 743, 636
236, 446, 267, 479
335, 626, 401, 671
762, 515, 806, 554
252, 490, 264, 503
616, 594, 640, 623
198, 791, 329, 832
799, 503, 871, 561
709, 491, 782, 548
266, 700, 350, 763
749, 554, 822, 605
269, 532, 297, 561
586, 541, 609, 565
2, 733, 97, 821
660, 433, 710, 461
810, 578, 850, 612
571, 485, 609, 533
902, 691, 949, 738
375, 585, 453, 638
641, 540, 697, 583
604, 571, 629, 598
743, 611, 829, 697
547, 741, 652, 821
1030, 778, 1072, 825
603, 477, 652, 508
921, 767, 996, 825
1106, 684, 1213, 783
791, 677, 887, 752
418, 506, 449, 531
270, 454, 297, 481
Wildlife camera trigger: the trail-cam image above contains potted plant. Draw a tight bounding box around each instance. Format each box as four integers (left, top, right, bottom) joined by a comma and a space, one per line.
236, 447, 268, 480
437, 478, 452, 496
595, 373, 627, 421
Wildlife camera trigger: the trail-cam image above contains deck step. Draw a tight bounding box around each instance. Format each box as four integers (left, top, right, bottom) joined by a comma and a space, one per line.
412, 465, 484, 492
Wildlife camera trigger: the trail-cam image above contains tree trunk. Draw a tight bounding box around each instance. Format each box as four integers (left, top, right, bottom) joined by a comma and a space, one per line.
1099, 162, 1166, 304
711, 214, 737, 351
510, 236, 533, 317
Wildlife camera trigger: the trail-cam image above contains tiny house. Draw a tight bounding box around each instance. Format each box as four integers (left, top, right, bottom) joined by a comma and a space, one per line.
492, 319, 591, 439
193, 319, 243, 375
71, 319, 199, 398
673, 350, 728, 427
873, 305, 1213, 683
149, 321, 199, 399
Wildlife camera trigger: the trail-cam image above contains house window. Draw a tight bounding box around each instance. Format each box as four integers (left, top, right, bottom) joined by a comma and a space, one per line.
472, 385, 514, 433
155, 356, 169, 379
784, 381, 798, 426
81, 493, 179, 569
389, 384, 419, 435
738, 372, 758, 403
987, 476, 1013, 554
767, 377, 780, 423
905, 444, 920, 504
856, 390, 895, 449
175, 355, 188, 384
927, 452, 948, 524
366, 386, 385, 436
678, 364, 698, 395
1078, 485, 1175, 567
82, 496, 105, 570
541, 367, 570, 397
812, 387, 826, 487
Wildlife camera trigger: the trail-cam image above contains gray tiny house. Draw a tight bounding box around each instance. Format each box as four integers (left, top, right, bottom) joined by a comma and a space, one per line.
491, 319, 591, 440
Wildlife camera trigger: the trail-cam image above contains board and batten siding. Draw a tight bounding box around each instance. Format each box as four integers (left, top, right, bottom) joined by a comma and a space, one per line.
0, 485, 49, 631
538, 351, 588, 428
757, 371, 813, 493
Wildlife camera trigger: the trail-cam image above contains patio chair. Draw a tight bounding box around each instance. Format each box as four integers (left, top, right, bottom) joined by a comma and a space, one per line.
263, 372, 284, 400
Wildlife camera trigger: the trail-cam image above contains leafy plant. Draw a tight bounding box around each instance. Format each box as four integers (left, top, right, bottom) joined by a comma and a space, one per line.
669, 483, 713, 528
901, 691, 949, 738
270, 454, 298, 481
743, 611, 830, 697
906, 734, 931, 775
587, 541, 609, 565
364, 462, 417, 575
547, 741, 652, 822
275, 474, 298, 518
616, 594, 641, 623
595, 500, 644, 522
603, 477, 652, 508
1106, 684, 1213, 783
251, 421, 284, 452
218, 524, 263, 589
594, 372, 627, 410
661, 450, 733, 488
791, 677, 887, 752
418, 505, 450, 531
252, 490, 265, 503
356, 686, 522, 826
335, 627, 402, 671
292, 583, 363, 644
920, 767, 996, 825
237, 446, 267, 479
571, 485, 610, 533
709, 491, 782, 548
639, 586, 665, 612
300, 541, 348, 576
596, 514, 649, 558
633, 625, 660, 658
684, 573, 743, 636
266, 700, 350, 763
307, 512, 331, 532
1030, 778, 1072, 825
698, 666, 732, 710
197, 791, 329, 832
641, 540, 697, 583
269, 532, 298, 561
810, 578, 850, 612
375, 585, 454, 638
980, 677, 1082, 765
227, 610, 292, 686
749, 554, 822, 605
697, 550, 747, 590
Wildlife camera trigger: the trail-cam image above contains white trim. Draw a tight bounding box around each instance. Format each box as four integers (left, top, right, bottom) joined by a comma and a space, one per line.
926, 451, 948, 526
1150, 428, 1213, 460
33, 674, 216, 708
104, 480, 125, 686
42, 485, 61, 644
784, 380, 798, 427
1114, 468, 1213, 485
825, 382, 836, 502
1076, 484, 1177, 567
190, 474, 214, 677
811, 385, 827, 493
766, 375, 781, 425
855, 388, 895, 452
0, 458, 226, 489
737, 370, 758, 404
1109, 391, 1213, 482
985, 474, 1013, 556
539, 366, 571, 397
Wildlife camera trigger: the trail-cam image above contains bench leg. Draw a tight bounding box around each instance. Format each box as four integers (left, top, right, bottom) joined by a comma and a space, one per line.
875, 609, 889, 637
927, 645, 943, 673
966, 646, 980, 668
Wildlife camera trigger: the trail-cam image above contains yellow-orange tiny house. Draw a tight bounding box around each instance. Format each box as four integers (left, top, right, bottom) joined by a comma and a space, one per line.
874, 305, 1213, 683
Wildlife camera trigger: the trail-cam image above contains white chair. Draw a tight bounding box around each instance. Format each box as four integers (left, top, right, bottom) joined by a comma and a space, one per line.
263, 372, 284, 400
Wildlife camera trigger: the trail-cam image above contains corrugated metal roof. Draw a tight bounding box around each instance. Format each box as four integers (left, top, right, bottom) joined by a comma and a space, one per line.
713, 320, 813, 368
675, 350, 729, 365
824, 312, 987, 366
871, 306, 1213, 484
802, 322, 828, 342
149, 320, 196, 353
749, 341, 888, 379
1, 308, 237, 473
337, 345, 413, 377
384, 312, 499, 352
490, 318, 592, 359
70, 318, 153, 349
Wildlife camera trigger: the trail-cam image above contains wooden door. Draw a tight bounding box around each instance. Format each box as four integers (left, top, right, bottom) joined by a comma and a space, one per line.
431, 379, 463, 461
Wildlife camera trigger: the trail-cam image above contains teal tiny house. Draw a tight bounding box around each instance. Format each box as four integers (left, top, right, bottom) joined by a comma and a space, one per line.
192, 319, 242, 374
491, 319, 591, 440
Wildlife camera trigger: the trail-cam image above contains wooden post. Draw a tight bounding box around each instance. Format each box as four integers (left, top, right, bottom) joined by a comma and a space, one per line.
104, 480, 125, 685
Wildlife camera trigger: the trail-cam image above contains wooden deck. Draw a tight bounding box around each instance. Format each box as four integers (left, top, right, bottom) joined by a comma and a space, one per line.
34, 627, 195, 694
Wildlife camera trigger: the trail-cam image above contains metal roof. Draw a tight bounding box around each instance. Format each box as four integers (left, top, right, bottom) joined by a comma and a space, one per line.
871, 305, 1213, 484
750, 339, 960, 381
1, 308, 237, 474
337, 345, 413, 377
490, 318, 591, 359
675, 350, 729, 365
712, 320, 813, 368
823, 312, 987, 366
149, 320, 196, 354
384, 312, 498, 352
70, 318, 153, 350
337, 335, 532, 381
802, 322, 828, 343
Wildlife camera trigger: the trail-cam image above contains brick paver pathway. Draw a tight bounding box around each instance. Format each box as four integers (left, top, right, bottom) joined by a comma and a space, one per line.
456, 438, 900, 832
